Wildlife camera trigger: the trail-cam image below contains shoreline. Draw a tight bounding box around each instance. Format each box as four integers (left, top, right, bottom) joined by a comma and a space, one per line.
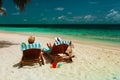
0, 27, 120, 46
0, 30, 120, 50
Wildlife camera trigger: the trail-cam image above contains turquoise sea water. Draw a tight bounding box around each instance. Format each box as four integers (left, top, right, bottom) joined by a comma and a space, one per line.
0, 26, 120, 44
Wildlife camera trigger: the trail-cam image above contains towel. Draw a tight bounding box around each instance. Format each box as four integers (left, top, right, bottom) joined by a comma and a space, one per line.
55, 40, 70, 46
43, 47, 52, 53
21, 42, 41, 51
21, 42, 27, 51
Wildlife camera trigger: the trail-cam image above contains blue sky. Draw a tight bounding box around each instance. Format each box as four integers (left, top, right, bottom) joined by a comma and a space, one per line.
0, 0, 120, 24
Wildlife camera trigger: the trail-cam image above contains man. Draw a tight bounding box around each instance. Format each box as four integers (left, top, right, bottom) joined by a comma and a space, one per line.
28, 36, 35, 44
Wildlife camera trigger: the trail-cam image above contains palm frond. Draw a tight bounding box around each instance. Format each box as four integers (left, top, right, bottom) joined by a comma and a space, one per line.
14, 0, 30, 12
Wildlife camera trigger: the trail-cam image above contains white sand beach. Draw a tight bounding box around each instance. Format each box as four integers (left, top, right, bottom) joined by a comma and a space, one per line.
0, 31, 120, 80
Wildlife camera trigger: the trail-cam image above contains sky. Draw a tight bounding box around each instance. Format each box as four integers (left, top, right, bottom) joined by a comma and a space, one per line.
0, 0, 120, 24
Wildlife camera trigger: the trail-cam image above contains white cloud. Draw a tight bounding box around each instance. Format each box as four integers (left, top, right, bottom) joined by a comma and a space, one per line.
56, 14, 96, 23
106, 9, 120, 21
55, 7, 64, 11
42, 18, 47, 20
57, 15, 95, 23
57, 15, 82, 22
23, 19, 27, 22
67, 12, 72, 15
72, 15, 95, 22
84, 15, 94, 21
58, 15, 74, 21
73, 16, 82, 20
58, 15, 65, 19
106, 9, 118, 17
38, 17, 49, 22
12, 12, 20, 16
84, 15, 91, 19
69, 16, 82, 22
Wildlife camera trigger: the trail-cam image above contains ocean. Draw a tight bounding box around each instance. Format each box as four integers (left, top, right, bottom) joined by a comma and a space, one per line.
0, 25, 120, 44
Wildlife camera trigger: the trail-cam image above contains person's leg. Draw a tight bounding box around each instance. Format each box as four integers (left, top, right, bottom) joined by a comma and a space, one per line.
40, 54, 44, 65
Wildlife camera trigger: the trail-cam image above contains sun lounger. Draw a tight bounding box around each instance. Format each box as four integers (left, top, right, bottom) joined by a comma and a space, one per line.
43, 41, 74, 63
20, 42, 44, 67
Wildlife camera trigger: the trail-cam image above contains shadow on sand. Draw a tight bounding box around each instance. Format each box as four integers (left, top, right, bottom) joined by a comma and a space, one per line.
13, 62, 22, 69
0, 41, 19, 48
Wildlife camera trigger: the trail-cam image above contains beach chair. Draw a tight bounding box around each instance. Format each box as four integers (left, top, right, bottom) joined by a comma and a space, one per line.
20, 42, 44, 67
43, 41, 74, 63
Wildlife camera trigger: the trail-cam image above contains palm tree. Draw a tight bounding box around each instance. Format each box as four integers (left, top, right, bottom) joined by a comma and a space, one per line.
0, 8, 7, 16
0, 0, 29, 16
0, 0, 7, 16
